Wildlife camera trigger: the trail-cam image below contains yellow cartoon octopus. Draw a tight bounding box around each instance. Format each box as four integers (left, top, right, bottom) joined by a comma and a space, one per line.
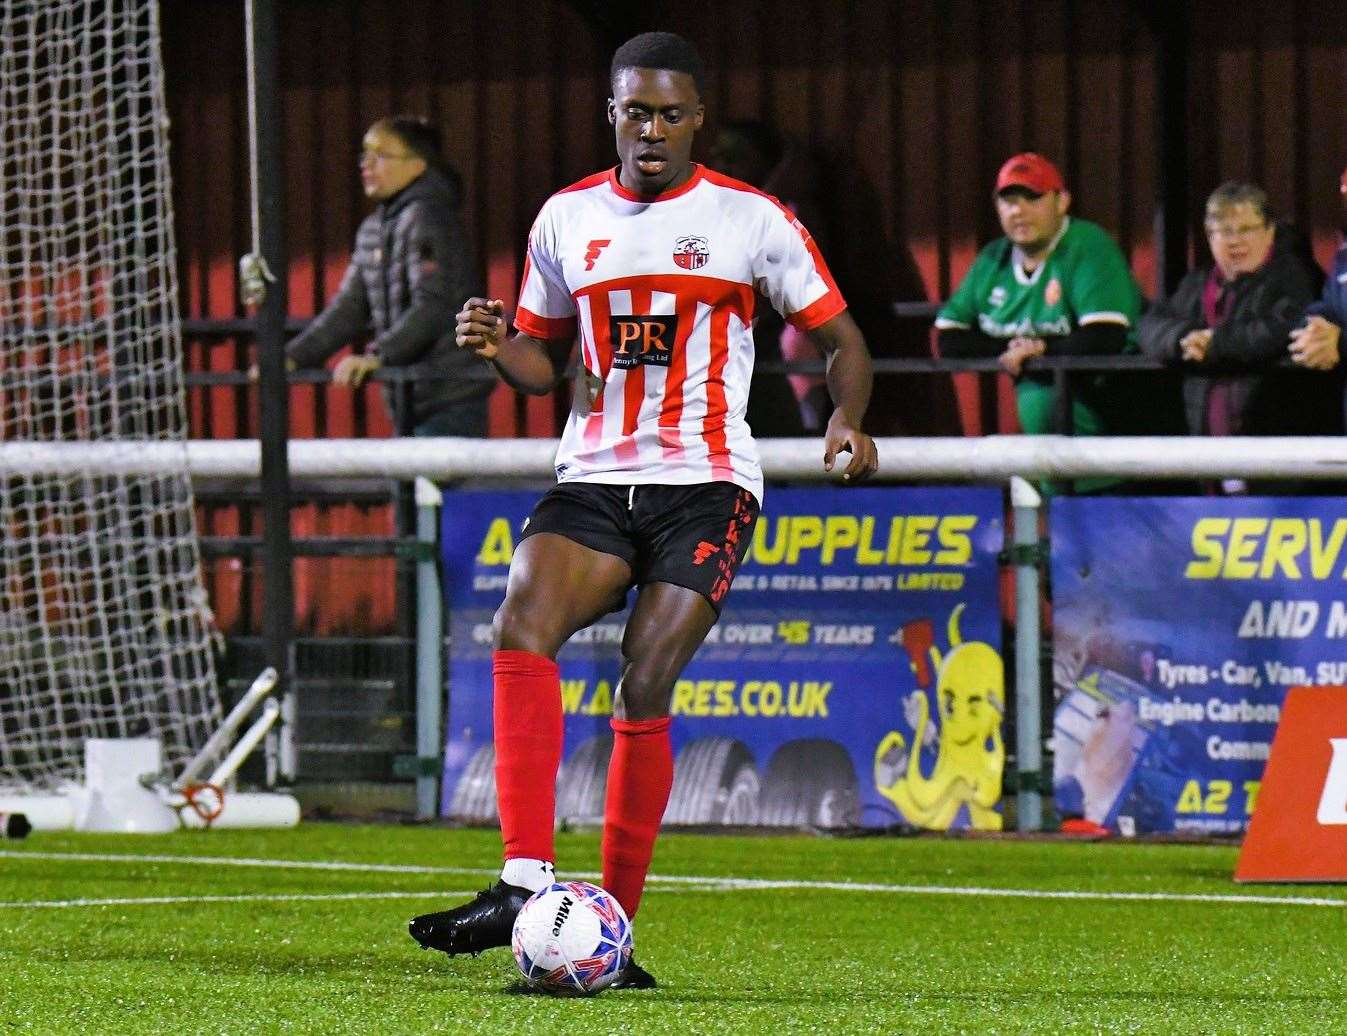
874, 604, 1005, 830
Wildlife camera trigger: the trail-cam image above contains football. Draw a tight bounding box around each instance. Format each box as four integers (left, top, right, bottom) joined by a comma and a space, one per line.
510, 881, 633, 995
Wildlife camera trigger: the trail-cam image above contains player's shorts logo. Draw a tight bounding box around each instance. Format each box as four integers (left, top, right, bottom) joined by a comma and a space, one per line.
609, 315, 676, 368
673, 235, 709, 270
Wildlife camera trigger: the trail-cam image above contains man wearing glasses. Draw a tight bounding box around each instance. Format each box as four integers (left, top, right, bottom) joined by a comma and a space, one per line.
282, 116, 488, 437
1139, 181, 1332, 460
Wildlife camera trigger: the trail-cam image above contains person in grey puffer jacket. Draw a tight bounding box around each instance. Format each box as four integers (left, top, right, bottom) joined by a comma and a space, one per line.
286, 115, 490, 436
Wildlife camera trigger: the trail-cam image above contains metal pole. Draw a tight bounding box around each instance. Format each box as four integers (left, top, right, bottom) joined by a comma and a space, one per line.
1153, 0, 1190, 296
248, 0, 296, 784
414, 477, 444, 819
1010, 476, 1043, 831
1050, 368, 1075, 496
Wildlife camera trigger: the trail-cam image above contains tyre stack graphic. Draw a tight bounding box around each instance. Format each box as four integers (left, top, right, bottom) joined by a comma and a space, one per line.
449, 735, 860, 830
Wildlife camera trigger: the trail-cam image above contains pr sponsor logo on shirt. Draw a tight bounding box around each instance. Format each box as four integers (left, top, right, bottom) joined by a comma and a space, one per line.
673, 235, 709, 270
1044, 277, 1062, 307
609, 315, 677, 368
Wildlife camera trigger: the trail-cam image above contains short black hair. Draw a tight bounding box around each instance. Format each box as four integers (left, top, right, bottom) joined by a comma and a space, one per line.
378, 115, 463, 197
382, 115, 444, 167
610, 31, 705, 96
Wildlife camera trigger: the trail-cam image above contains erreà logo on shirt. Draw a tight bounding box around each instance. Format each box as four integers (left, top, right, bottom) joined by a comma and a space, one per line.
673, 235, 709, 270
609, 316, 676, 368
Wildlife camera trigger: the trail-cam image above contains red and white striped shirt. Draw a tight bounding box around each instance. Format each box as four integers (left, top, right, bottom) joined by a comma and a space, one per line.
514, 163, 845, 503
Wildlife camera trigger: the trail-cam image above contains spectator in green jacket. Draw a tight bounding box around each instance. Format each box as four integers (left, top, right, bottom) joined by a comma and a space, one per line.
936, 153, 1142, 491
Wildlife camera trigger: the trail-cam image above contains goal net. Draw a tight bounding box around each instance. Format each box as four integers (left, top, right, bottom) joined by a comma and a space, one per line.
0, 0, 220, 790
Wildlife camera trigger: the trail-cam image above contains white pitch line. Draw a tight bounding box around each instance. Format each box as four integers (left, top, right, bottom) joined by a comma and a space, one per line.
684, 879, 1347, 908
0, 882, 1342, 912
0, 850, 476, 876
1, 849, 1343, 910
0, 890, 476, 910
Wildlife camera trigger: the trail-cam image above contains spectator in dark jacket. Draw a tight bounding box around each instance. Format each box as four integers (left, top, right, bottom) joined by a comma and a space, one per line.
1289, 164, 1347, 377
285, 116, 489, 437
1138, 181, 1332, 446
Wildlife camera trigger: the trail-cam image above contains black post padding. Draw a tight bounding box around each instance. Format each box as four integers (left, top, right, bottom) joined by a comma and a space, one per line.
250, 0, 295, 783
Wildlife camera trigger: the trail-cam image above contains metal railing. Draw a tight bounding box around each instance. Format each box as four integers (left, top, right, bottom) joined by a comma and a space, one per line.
178, 307, 1177, 440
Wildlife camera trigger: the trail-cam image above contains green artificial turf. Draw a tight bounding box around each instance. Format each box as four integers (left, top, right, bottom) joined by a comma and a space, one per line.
0, 825, 1342, 1034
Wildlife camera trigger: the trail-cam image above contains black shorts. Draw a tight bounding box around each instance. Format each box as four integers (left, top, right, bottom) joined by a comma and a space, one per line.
519, 481, 760, 613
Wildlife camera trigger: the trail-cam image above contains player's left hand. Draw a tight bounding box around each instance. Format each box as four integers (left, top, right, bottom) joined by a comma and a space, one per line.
823, 410, 879, 483
333, 353, 382, 387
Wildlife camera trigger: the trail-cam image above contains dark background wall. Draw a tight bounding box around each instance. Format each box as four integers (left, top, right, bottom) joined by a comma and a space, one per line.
161, 0, 1347, 631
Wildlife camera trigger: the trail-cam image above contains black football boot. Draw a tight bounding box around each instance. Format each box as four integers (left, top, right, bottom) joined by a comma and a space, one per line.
610, 956, 657, 989
408, 880, 530, 956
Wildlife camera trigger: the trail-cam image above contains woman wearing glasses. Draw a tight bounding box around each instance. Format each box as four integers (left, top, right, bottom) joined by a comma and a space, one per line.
1138, 181, 1335, 468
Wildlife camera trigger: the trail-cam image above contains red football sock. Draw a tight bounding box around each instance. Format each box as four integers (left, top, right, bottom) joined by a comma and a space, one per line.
602, 716, 673, 920
493, 649, 562, 864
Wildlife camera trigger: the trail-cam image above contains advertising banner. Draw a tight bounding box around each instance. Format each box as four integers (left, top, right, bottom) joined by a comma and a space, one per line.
441, 487, 1004, 831
1051, 497, 1347, 836
1235, 687, 1347, 882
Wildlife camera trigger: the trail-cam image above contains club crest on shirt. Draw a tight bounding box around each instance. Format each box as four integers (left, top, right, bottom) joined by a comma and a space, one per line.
988, 285, 1007, 307
673, 235, 710, 270
1044, 277, 1062, 306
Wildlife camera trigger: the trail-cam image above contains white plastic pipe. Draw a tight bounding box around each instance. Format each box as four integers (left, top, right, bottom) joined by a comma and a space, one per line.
207, 697, 281, 788
177, 792, 300, 829
0, 795, 75, 831
176, 667, 277, 788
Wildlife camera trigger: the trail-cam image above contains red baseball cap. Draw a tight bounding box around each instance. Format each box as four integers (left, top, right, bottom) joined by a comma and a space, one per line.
995, 152, 1065, 195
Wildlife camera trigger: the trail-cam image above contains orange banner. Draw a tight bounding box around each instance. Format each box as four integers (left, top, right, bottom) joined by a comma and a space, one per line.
1235, 686, 1347, 883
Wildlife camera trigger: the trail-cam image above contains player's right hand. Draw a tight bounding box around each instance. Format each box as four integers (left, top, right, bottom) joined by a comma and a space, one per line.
456, 297, 507, 360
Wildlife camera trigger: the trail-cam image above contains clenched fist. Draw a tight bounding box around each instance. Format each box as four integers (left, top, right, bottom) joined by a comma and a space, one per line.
456, 297, 507, 359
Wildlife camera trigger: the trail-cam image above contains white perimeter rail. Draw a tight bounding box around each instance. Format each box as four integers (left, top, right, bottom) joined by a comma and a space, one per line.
8, 435, 1347, 481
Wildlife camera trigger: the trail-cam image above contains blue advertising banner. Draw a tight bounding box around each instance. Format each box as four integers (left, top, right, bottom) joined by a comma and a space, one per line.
1051, 498, 1347, 836
441, 487, 1004, 831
